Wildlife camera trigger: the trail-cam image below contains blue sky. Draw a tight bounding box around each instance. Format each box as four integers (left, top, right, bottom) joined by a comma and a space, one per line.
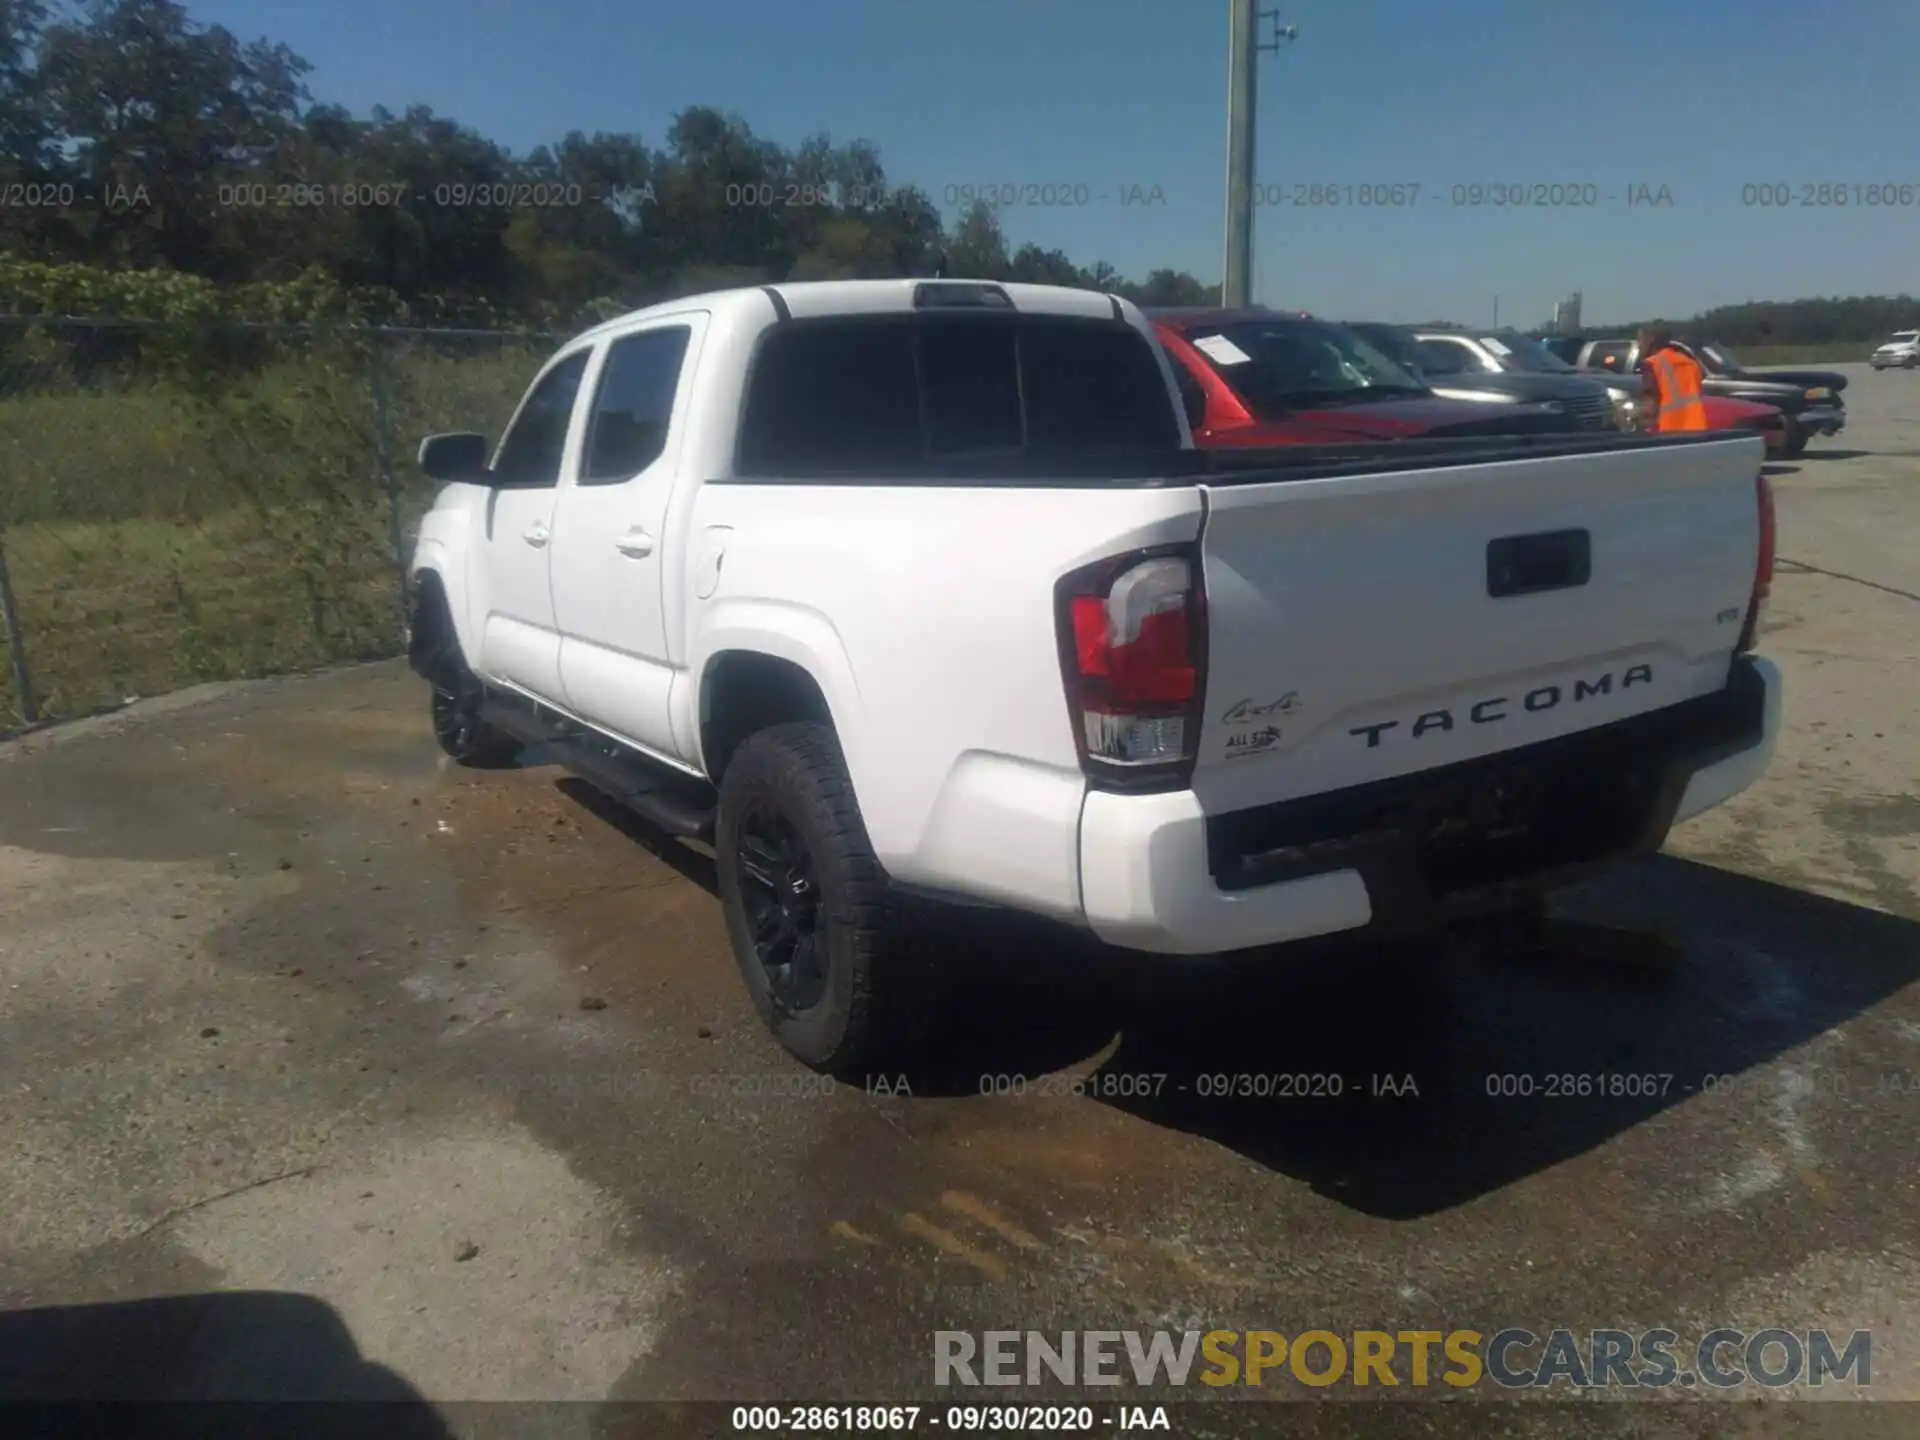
196, 0, 1919, 324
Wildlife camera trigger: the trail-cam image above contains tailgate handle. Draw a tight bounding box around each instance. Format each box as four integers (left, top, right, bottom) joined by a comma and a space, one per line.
1487, 528, 1591, 598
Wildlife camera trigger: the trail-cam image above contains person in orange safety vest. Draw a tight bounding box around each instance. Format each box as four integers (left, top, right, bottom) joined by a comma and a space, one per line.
1635, 322, 1708, 432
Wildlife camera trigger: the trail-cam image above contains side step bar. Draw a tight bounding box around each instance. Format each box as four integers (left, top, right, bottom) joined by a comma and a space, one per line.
479, 691, 716, 842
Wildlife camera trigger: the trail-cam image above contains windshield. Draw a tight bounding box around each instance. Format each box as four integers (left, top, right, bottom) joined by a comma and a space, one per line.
1889, 332, 1920, 344
1699, 343, 1743, 374
1475, 332, 1575, 373
1179, 319, 1429, 414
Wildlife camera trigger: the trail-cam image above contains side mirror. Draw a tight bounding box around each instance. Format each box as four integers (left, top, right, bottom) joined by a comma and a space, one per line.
418, 432, 489, 482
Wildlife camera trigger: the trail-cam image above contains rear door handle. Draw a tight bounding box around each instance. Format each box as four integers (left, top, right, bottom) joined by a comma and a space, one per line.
615, 528, 655, 559
523, 522, 550, 547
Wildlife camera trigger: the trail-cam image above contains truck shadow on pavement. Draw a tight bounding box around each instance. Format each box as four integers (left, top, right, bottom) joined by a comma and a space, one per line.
0, 1290, 451, 1435
898, 854, 1920, 1220
551, 776, 1920, 1221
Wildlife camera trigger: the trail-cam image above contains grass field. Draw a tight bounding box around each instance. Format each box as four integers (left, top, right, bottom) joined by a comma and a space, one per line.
0, 336, 539, 734
1739, 343, 1871, 366
1, 507, 403, 729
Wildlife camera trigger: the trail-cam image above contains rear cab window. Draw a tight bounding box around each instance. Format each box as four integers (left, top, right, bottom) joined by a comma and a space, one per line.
735, 315, 1180, 477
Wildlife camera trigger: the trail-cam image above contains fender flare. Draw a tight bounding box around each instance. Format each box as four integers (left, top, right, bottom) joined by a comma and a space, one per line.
691, 599, 864, 776
408, 542, 477, 669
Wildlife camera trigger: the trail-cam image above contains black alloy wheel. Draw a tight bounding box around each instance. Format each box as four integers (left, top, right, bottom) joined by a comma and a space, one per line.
735, 801, 828, 1016
432, 671, 486, 756
715, 721, 935, 1073
424, 624, 518, 768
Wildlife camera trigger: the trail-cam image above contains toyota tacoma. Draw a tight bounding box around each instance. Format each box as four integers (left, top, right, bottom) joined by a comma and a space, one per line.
407, 279, 1782, 1072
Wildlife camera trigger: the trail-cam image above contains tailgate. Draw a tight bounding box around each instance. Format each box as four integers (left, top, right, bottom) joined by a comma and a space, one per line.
1192, 436, 1763, 813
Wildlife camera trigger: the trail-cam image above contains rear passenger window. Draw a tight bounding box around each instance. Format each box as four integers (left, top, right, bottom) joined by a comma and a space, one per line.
736, 316, 1179, 476
581, 326, 691, 483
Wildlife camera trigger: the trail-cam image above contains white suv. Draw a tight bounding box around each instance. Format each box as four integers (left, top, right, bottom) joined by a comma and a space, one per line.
1870, 331, 1919, 369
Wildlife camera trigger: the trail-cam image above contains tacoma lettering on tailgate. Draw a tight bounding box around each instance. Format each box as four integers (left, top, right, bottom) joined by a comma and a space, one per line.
1348, 664, 1653, 749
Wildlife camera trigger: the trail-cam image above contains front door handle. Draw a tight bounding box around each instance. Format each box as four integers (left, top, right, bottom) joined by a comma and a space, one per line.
523, 522, 550, 547
615, 528, 655, 559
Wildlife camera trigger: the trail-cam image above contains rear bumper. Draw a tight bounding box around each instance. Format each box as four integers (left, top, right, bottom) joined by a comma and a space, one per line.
1078, 656, 1781, 955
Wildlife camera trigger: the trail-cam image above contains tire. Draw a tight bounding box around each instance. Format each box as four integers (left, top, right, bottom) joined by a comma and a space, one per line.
715, 722, 926, 1073
1782, 432, 1810, 458
418, 595, 519, 768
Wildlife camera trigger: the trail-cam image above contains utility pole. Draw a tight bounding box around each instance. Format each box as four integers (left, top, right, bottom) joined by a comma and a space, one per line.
1222, 2, 1297, 308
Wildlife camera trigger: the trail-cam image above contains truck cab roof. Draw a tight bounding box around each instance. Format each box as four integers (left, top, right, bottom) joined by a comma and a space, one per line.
572, 278, 1140, 347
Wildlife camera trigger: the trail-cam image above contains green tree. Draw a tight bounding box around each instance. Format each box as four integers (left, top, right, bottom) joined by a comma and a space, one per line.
1008, 242, 1091, 287
35, 0, 310, 275
0, 0, 1219, 323
1119, 268, 1220, 309
944, 199, 1010, 279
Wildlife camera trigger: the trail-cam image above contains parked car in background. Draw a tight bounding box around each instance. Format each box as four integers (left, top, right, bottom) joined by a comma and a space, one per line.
1346, 323, 1622, 431
1540, 335, 1844, 456
1870, 330, 1920, 369
1151, 309, 1579, 447
1696, 395, 1792, 459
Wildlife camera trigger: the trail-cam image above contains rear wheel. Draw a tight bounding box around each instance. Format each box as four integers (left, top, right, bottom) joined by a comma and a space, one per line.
715, 722, 927, 1073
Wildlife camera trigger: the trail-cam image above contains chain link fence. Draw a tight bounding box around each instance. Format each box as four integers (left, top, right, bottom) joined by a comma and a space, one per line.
0, 316, 558, 736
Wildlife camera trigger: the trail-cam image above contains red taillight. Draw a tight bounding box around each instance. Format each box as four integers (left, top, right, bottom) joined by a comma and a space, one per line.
1057, 550, 1206, 783
1737, 470, 1775, 654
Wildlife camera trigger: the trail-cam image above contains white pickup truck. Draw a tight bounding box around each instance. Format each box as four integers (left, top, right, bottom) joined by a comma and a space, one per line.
407, 279, 1782, 1072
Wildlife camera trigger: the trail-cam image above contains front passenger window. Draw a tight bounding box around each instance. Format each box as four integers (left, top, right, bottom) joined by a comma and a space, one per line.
492, 350, 590, 487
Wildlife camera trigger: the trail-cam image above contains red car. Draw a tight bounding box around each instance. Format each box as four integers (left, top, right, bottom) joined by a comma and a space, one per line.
1151, 309, 1579, 446
1698, 395, 1790, 458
